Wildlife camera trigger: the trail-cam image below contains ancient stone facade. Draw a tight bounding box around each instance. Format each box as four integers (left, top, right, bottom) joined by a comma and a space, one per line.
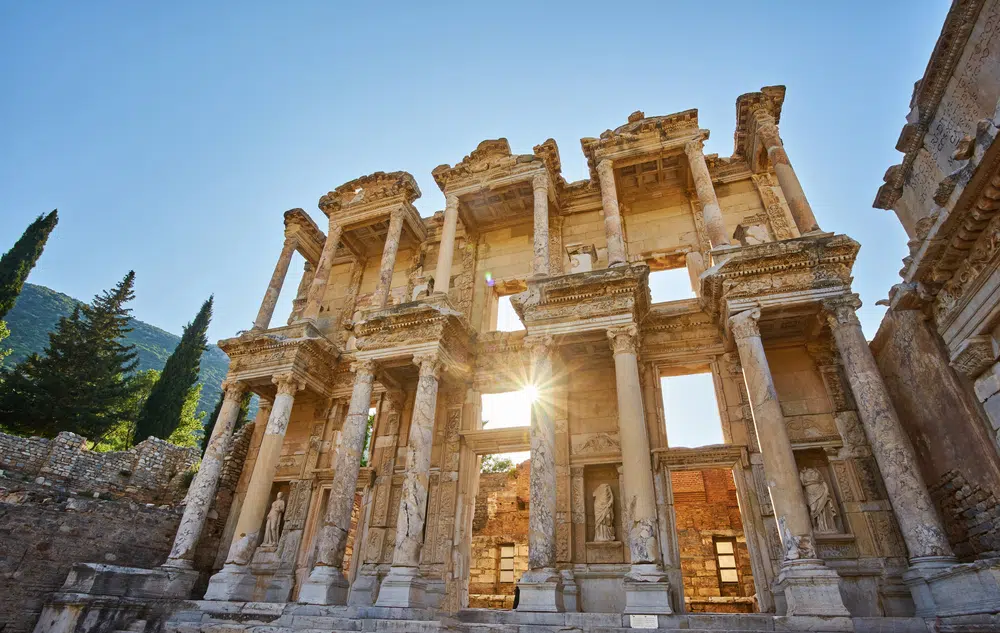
31, 81, 1000, 633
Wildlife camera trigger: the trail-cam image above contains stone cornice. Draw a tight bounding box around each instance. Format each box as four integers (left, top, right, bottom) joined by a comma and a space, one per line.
283, 208, 326, 266
733, 85, 785, 164
580, 109, 701, 181
873, 0, 987, 209
431, 138, 566, 198
653, 444, 748, 471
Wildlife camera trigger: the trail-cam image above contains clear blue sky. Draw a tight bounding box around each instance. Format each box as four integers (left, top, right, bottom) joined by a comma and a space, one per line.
1, 1, 948, 343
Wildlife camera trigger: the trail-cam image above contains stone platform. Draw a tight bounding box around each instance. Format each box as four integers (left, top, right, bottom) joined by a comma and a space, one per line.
161, 602, 942, 633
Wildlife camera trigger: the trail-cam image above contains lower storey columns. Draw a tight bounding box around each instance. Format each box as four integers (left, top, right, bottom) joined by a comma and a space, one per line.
729, 309, 849, 617
517, 337, 563, 612
607, 325, 672, 615
299, 361, 378, 604
375, 352, 444, 608
205, 374, 304, 601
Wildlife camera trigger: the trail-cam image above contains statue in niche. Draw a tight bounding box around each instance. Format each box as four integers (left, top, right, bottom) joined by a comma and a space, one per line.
593, 483, 616, 542
261, 492, 286, 548
800, 468, 837, 533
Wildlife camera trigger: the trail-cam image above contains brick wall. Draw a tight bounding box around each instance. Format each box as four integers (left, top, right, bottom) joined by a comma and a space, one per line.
672, 468, 756, 613
929, 469, 1000, 561
0, 431, 198, 504
469, 461, 530, 608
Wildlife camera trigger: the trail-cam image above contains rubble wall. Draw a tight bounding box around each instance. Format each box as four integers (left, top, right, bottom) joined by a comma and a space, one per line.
0, 431, 198, 505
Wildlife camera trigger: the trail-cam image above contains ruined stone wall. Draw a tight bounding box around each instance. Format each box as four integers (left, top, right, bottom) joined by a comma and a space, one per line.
0, 476, 181, 633
872, 309, 1000, 560
0, 431, 198, 504
468, 462, 530, 608
672, 468, 755, 613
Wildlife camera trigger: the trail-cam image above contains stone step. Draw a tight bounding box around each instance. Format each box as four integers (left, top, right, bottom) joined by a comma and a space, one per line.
126, 620, 147, 633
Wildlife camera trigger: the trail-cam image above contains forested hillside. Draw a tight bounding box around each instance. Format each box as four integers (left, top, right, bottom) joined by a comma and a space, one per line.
3, 283, 229, 415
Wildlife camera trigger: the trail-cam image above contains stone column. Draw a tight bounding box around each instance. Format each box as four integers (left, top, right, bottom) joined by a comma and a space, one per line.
754, 112, 819, 234
606, 325, 673, 614
289, 261, 315, 324
684, 140, 729, 248
824, 297, 955, 568
729, 309, 848, 616
162, 380, 247, 570
299, 360, 378, 604
434, 194, 459, 294
517, 336, 563, 612
532, 173, 551, 278
373, 208, 405, 309
205, 374, 303, 600
254, 236, 297, 330
302, 220, 343, 321
376, 352, 443, 607
596, 159, 627, 267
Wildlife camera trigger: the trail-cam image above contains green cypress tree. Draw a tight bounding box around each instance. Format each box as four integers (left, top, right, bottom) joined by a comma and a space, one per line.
0, 272, 139, 439
135, 297, 213, 442
0, 210, 58, 321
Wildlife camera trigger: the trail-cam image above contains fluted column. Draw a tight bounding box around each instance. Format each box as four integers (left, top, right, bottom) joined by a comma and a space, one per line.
730, 309, 848, 616
302, 219, 343, 321
205, 374, 303, 600
163, 380, 247, 569
373, 209, 405, 309
254, 236, 297, 330
532, 173, 551, 277
824, 296, 954, 565
434, 194, 459, 294
754, 112, 819, 234
596, 159, 627, 267
376, 352, 443, 607
299, 360, 378, 605
684, 140, 729, 248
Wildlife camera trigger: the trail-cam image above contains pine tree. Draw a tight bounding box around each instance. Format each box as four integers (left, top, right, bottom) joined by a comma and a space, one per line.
0, 272, 139, 439
134, 297, 213, 442
200, 390, 252, 455
0, 210, 58, 321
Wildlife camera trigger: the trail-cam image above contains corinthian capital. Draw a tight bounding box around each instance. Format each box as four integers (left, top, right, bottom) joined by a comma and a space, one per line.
524, 335, 556, 361
221, 379, 248, 402
531, 172, 549, 192
607, 324, 639, 356
413, 352, 444, 380
596, 158, 615, 181
272, 373, 305, 396
350, 358, 379, 377
823, 295, 863, 329
684, 139, 704, 158
729, 308, 762, 340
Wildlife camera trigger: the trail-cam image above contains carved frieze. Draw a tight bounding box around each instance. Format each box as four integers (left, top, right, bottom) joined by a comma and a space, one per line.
219, 321, 340, 397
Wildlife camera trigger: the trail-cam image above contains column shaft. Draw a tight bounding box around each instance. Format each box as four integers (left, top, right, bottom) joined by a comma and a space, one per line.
685, 140, 729, 248
289, 261, 315, 324
532, 174, 551, 277
755, 113, 819, 234
164, 381, 246, 567
434, 195, 459, 294
254, 236, 297, 330
729, 309, 817, 561
608, 326, 660, 564
373, 209, 405, 309
527, 338, 557, 570
825, 298, 954, 561
596, 159, 627, 267
391, 353, 442, 566
302, 221, 343, 321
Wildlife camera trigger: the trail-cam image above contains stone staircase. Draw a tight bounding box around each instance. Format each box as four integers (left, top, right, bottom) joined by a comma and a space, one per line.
163, 603, 938, 633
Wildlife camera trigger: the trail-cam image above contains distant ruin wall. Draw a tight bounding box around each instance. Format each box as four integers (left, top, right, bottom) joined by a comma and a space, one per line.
0, 431, 198, 504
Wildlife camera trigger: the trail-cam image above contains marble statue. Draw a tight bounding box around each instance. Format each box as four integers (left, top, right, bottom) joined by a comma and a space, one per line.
261, 492, 286, 548
593, 483, 615, 542
799, 467, 837, 533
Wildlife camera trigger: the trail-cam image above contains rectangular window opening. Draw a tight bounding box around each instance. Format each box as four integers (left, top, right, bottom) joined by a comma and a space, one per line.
662, 372, 724, 447
714, 537, 740, 584
494, 294, 525, 332
481, 390, 533, 430
648, 267, 695, 303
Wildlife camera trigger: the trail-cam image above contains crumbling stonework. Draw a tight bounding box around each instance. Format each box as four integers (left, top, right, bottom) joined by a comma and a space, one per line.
0, 431, 197, 504
468, 462, 530, 608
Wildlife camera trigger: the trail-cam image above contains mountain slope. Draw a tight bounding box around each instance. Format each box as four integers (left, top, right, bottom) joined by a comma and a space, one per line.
2, 283, 229, 416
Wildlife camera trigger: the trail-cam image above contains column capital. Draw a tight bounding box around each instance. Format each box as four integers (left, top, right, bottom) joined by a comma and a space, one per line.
596, 158, 614, 179
350, 358, 379, 377
729, 308, 762, 340
272, 373, 305, 396
607, 324, 640, 356
752, 108, 779, 133
445, 193, 460, 208
531, 172, 549, 192
524, 335, 556, 360
221, 379, 248, 402
413, 352, 444, 379
684, 139, 705, 157
385, 389, 407, 414
823, 295, 863, 329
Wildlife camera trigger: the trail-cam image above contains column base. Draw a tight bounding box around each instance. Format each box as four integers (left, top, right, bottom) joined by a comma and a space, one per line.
774, 559, 850, 617
903, 555, 1000, 617
374, 566, 427, 608
297, 565, 350, 605
347, 571, 380, 606
203, 563, 257, 602
623, 563, 673, 614
516, 568, 564, 613
560, 569, 580, 613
